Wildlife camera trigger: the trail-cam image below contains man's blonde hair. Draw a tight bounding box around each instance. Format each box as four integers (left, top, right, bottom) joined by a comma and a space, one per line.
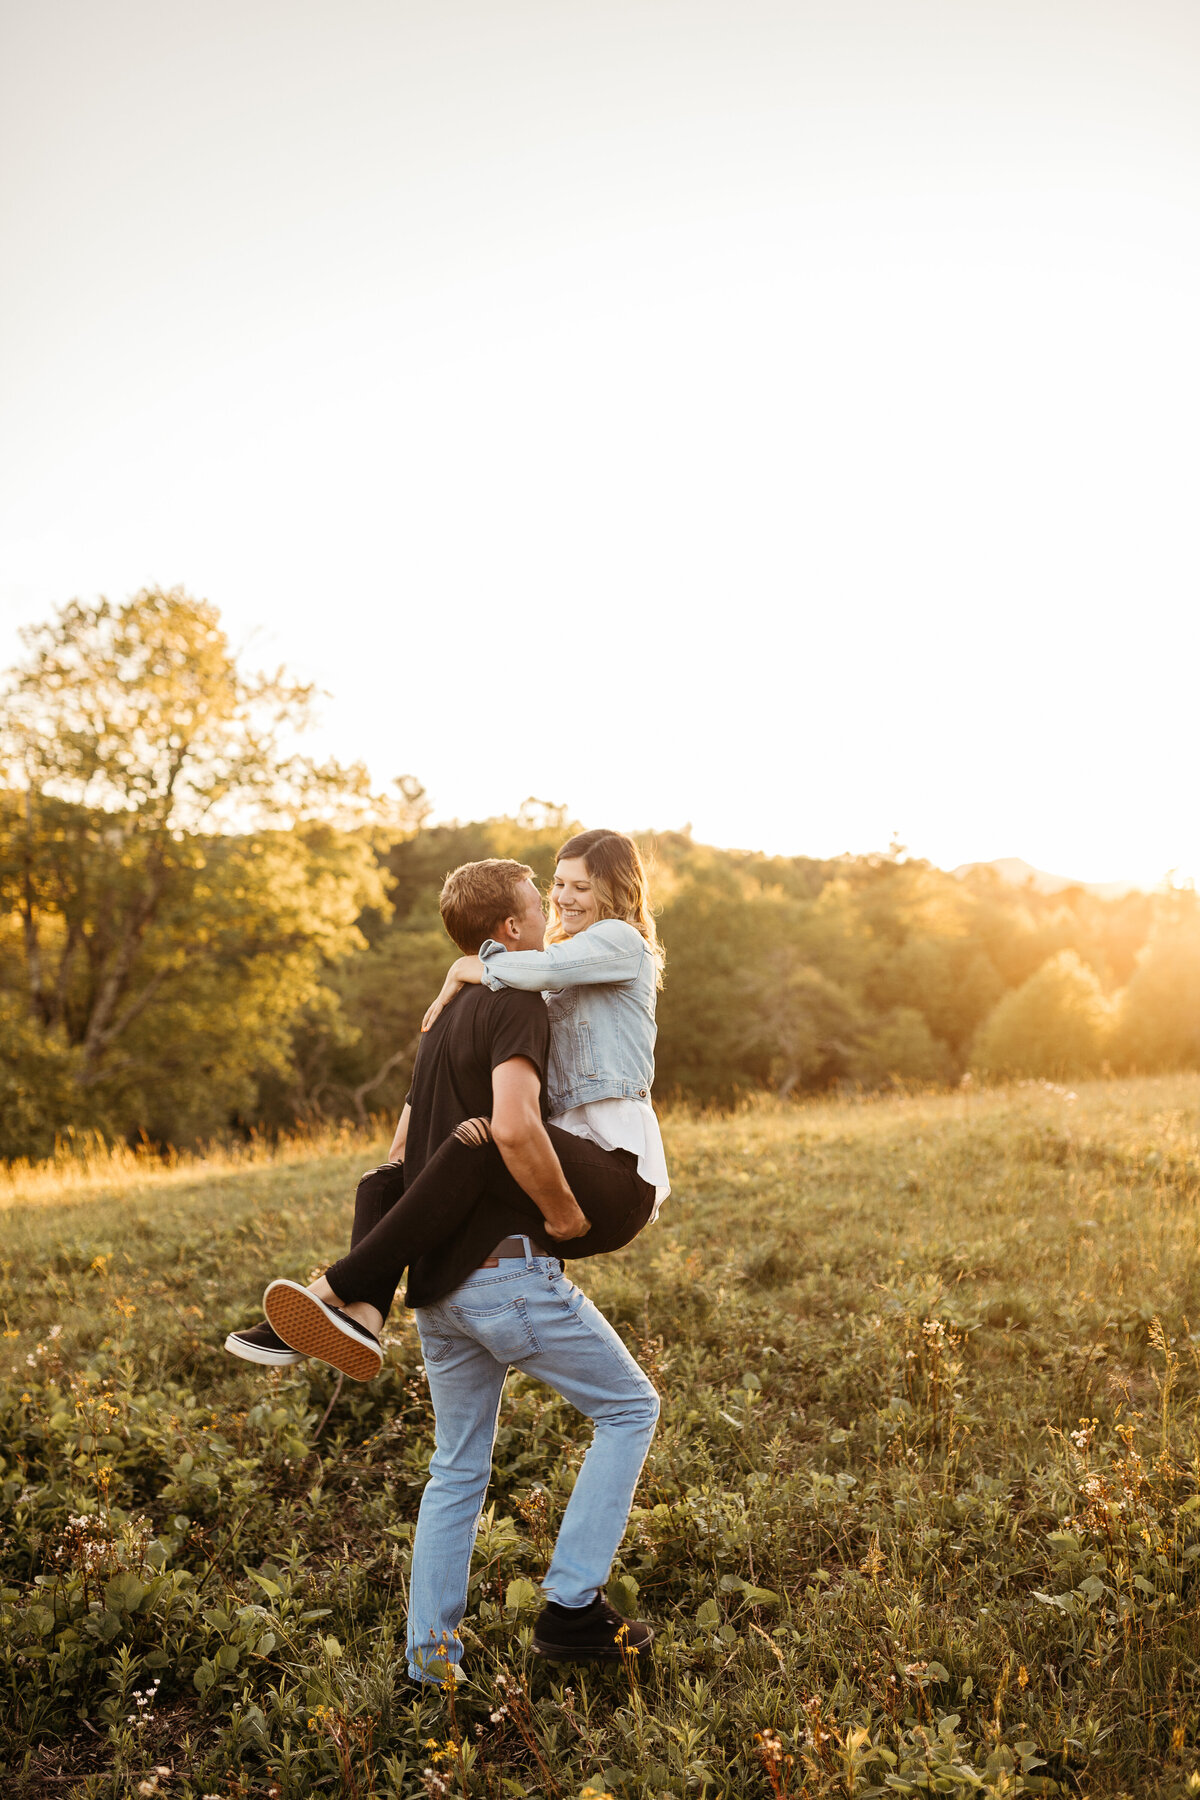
439, 858, 536, 955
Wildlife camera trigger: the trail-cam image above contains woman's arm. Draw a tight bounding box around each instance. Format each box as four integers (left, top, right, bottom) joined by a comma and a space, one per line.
420, 956, 483, 1032
479, 920, 645, 994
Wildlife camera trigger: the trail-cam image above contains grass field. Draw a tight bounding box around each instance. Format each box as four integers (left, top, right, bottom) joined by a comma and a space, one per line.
4, 1077, 1200, 1799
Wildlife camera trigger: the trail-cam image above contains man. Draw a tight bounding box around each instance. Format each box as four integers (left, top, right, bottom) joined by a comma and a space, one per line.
381, 859, 659, 1679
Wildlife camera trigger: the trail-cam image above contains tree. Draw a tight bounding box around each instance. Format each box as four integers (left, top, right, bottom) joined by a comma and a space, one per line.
856, 1008, 955, 1088
1112, 888, 1200, 1071
0, 588, 414, 1149
653, 867, 776, 1101
0, 995, 83, 1161
971, 950, 1112, 1081
866, 935, 1003, 1055
275, 927, 452, 1130
742, 956, 863, 1097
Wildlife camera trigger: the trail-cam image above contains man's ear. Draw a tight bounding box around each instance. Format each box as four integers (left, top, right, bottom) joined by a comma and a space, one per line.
496, 914, 520, 944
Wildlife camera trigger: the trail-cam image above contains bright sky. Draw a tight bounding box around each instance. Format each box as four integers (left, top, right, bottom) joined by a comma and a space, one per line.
2, 0, 1198, 887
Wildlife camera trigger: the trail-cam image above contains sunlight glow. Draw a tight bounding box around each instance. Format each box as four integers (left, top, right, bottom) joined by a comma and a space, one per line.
2, 1, 1197, 885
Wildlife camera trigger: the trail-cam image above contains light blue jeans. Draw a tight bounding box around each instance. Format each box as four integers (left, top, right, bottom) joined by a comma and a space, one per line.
406, 1243, 660, 1682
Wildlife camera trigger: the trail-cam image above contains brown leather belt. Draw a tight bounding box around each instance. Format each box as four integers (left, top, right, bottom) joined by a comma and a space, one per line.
479, 1233, 552, 1268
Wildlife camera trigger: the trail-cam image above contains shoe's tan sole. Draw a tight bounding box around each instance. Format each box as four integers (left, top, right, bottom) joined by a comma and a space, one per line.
263, 1284, 382, 1382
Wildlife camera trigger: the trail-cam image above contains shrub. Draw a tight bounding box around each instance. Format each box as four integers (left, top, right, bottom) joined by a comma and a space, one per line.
0, 999, 87, 1161
1112, 901, 1200, 1071
971, 949, 1111, 1080
856, 1006, 956, 1087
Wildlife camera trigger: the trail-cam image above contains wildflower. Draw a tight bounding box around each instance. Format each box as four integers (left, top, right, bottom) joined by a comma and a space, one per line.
48, 1324, 63, 1339
859, 1534, 885, 1580
129, 1678, 161, 1728
754, 1728, 796, 1792
20, 1393, 31, 1403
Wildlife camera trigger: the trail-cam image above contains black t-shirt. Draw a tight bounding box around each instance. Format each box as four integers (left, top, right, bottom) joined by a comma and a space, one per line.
403, 986, 549, 1182
402, 986, 551, 1308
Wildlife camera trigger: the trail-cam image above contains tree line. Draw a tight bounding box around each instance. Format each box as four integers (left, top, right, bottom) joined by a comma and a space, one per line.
2, 588, 1198, 1160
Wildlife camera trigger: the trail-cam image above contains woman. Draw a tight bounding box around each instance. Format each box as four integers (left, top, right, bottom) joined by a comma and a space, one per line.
230, 830, 668, 1379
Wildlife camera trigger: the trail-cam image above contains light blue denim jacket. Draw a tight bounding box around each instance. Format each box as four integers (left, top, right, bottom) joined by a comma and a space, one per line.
478, 919, 657, 1115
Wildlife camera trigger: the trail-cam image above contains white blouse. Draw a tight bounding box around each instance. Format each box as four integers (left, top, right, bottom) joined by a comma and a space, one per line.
551, 1096, 670, 1221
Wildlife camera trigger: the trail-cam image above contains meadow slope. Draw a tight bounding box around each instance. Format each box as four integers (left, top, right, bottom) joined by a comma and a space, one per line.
4, 1078, 1200, 1798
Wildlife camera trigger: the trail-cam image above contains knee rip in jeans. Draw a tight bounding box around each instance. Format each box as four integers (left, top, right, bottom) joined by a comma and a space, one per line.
453, 1116, 492, 1149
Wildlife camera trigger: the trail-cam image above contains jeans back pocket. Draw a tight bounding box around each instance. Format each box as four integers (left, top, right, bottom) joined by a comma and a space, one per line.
449, 1294, 542, 1364
415, 1307, 456, 1364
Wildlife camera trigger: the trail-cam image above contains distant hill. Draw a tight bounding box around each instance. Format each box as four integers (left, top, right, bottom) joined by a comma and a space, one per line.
951, 857, 1141, 900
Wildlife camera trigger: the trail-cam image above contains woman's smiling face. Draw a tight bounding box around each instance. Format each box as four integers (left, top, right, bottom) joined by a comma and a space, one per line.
551, 857, 599, 934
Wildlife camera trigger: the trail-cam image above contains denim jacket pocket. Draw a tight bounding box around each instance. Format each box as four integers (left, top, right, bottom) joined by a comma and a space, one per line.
548, 1033, 567, 1106
541, 954, 656, 1112
574, 1019, 597, 1078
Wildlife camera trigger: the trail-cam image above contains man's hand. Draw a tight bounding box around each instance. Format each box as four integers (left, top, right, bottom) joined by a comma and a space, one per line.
542, 1207, 590, 1241
491, 1057, 590, 1240
422, 956, 485, 1033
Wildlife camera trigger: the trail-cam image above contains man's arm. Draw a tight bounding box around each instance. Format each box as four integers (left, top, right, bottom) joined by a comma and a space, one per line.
387, 1102, 410, 1163
490, 1057, 589, 1241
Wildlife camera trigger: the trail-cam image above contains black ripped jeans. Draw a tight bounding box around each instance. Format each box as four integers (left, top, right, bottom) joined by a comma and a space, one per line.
326, 1124, 655, 1320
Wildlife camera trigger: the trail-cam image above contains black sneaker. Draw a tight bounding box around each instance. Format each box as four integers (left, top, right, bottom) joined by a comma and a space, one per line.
531, 1593, 655, 1662
262, 1279, 384, 1381
224, 1321, 303, 1366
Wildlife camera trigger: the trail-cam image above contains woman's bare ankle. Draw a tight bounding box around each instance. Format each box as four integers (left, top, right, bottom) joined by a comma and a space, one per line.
344, 1301, 384, 1336
307, 1277, 380, 1336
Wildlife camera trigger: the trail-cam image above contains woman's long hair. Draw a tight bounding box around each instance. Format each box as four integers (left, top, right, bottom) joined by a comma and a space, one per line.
549, 829, 664, 986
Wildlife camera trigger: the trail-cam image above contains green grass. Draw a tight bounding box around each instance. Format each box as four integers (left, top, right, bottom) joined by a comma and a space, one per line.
4, 1077, 1200, 1798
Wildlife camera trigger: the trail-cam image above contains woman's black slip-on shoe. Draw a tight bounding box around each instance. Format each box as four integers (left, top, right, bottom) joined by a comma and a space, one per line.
262, 1280, 383, 1381
224, 1320, 303, 1366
